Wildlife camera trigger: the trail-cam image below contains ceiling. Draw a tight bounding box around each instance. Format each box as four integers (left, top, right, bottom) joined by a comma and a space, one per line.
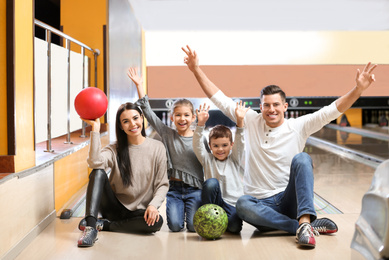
128, 0, 389, 31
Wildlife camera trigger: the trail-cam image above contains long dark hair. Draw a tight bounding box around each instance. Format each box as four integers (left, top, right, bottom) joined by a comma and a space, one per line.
115, 102, 146, 187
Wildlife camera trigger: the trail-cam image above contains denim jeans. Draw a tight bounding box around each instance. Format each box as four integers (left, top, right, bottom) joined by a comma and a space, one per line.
236, 152, 317, 234
166, 181, 202, 232
202, 178, 243, 233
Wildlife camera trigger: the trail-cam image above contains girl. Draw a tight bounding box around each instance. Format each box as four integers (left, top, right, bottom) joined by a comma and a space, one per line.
128, 68, 204, 232
77, 103, 169, 247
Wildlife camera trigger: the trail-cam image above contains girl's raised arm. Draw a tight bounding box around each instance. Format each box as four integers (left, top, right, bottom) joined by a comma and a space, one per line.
127, 67, 145, 99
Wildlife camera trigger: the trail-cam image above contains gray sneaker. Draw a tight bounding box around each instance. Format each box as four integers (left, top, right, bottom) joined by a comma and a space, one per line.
77, 226, 98, 247
296, 223, 319, 248
311, 218, 338, 234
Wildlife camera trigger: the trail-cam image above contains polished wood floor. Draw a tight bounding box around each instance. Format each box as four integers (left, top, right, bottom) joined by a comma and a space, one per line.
15, 143, 378, 260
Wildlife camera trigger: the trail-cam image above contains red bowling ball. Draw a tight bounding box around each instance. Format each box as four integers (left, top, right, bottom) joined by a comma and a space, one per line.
74, 87, 108, 120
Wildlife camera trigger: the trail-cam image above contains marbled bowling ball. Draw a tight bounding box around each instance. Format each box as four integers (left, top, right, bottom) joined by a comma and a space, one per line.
193, 204, 228, 240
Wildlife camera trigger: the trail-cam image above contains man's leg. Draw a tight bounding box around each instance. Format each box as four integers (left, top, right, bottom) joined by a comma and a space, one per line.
280, 152, 316, 224
236, 194, 299, 234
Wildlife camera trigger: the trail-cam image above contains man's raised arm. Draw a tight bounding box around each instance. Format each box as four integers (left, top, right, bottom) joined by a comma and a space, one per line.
336, 62, 377, 113
182, 45, 220, 98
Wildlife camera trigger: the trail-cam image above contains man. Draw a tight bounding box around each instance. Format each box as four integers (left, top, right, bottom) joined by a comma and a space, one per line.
182, 45, 377, 248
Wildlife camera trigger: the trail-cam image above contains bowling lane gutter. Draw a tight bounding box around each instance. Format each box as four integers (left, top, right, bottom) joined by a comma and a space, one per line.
306, 136, 384, 169
325, 124, 389, 142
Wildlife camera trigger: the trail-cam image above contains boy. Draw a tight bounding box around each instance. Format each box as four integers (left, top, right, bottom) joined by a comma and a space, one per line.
193, 101, 249, 233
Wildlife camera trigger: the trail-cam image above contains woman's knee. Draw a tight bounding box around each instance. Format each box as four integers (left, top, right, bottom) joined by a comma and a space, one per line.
89, 169, 108, 182
150, 216, 163, 233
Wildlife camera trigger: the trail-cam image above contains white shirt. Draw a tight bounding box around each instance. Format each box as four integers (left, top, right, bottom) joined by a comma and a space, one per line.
193, 126, 245, 206
210, 90, 342, 199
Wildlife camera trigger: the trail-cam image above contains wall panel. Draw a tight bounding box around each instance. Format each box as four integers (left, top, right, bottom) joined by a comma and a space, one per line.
0, 166, 54, 258
147, 64, 389, 99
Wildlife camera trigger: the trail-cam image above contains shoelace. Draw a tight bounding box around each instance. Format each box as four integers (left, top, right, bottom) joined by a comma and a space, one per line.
296, 223, 320, 241
312, 226, 327, 233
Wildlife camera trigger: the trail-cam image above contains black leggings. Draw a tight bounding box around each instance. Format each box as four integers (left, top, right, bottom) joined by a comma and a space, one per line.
85, 169, 163, 233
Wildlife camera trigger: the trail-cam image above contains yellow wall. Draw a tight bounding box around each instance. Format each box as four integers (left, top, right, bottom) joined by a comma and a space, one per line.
54, 134, 109, 211
54, 146, 90, 211
61, 0, 106, 93
0, 0, 7, 155
14, 0, 35, 171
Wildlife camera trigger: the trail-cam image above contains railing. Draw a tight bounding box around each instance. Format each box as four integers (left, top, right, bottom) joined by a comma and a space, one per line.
34, 19, 100, 152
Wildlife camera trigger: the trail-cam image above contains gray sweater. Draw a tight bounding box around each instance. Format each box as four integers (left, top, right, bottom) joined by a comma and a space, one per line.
135, 96, 204, 189
87, 132, 169, 210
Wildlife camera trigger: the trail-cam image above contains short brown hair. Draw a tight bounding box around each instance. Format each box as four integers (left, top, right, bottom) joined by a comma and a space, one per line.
209, 125, 233, 143
260, 85, 286, 103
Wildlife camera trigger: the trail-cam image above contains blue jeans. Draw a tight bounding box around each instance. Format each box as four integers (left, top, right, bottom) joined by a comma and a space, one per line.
166, 181, 202, 232
236, 152, 317, 234
202, 178, 243, 233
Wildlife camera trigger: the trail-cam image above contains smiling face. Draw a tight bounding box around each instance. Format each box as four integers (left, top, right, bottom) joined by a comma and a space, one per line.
260, 93, 288, 128
170, 105, 196, 136
209, 137, 233, 161
120, 109, 144, 142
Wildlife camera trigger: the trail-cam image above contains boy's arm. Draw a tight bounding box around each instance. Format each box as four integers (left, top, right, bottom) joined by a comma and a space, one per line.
192, 126, 208, 166
231, 127, 245, 167
231, 101, 248, 164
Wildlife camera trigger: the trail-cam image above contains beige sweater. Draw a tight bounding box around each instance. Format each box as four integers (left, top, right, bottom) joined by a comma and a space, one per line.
87, 132, 169, 210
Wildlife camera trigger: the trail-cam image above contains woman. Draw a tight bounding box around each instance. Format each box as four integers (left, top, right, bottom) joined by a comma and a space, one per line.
77, 102, 168, 247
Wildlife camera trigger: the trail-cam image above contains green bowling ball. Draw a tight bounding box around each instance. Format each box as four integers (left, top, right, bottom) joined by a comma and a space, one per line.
193, 204, 228, 240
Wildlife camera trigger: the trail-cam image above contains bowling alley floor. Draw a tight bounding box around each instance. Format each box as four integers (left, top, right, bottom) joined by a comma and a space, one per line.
15, 125, 386, 260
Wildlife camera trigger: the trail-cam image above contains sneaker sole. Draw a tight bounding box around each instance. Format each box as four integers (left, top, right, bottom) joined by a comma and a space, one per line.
297, 242, 316, 248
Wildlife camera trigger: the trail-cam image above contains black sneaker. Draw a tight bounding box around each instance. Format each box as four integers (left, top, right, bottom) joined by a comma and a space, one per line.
296, 223, 318, 248
311, 218, 338, 234
78, 226, 98, 247
78, 218, 108, 232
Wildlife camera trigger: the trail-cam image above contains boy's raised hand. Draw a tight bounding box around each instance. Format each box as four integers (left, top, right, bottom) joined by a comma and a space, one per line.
196, 103, 210, 126
235, 101, 250, 128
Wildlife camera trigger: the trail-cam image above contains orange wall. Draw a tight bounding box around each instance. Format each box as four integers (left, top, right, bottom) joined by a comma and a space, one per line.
54, 134, 109, 211
0, 0, 7, 155
14, 0, 35, 171
61, 0, 106, 93
147, 65, 389, 98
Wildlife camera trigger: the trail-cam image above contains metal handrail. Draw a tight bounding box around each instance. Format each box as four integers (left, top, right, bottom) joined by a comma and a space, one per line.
35, 19, 96, 53
34, 19, 100, 152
